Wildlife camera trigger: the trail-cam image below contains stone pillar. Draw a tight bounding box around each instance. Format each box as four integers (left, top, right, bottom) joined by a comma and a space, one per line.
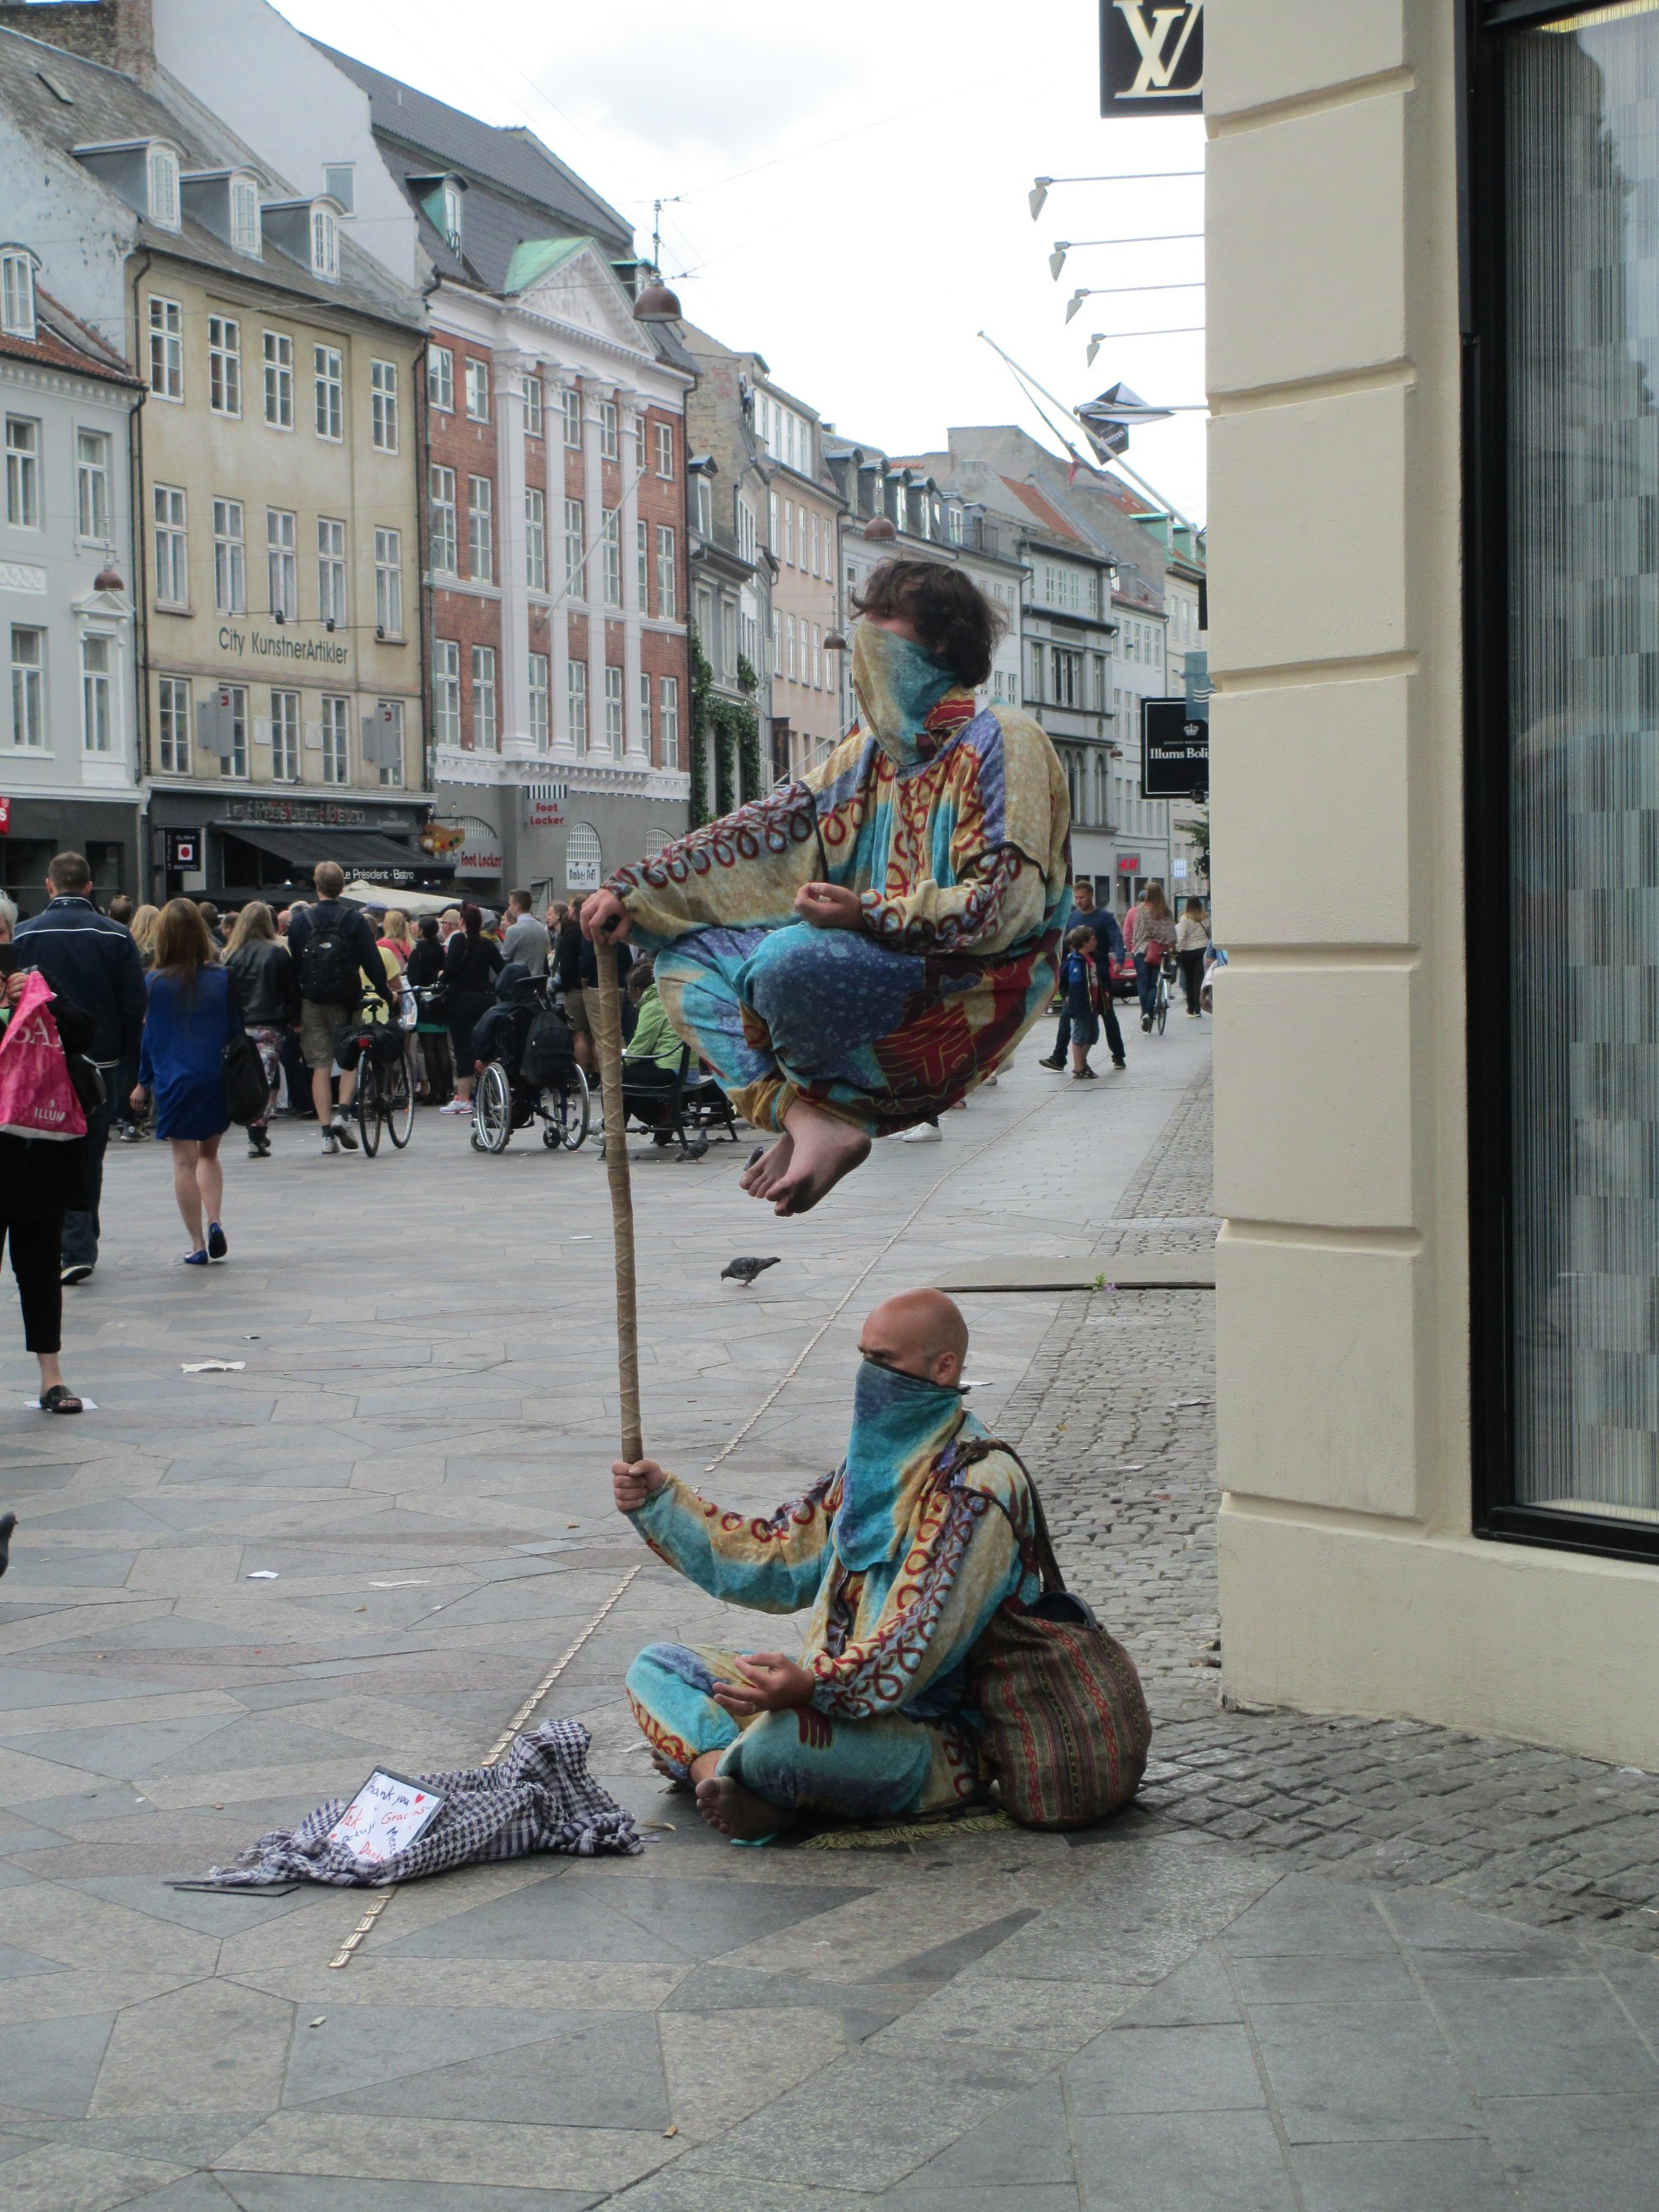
582, 377, 607, 761
619, 392, 647, 763
549, 373, 577, 763
494, 352, 531, 754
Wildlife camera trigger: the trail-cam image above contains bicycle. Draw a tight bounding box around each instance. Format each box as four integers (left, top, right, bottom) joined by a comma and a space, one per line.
1153, 953, 1175, 1036
350, 992, 416, 1156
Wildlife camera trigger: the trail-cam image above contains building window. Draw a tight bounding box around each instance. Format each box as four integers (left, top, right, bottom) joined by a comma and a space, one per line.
1053, 648, 1082, 708
433, 639, 460, 746
265, 507, 297, 620
374, 528, 402, 636
76, 430, 110, 543
639, 668, 652, 753
598, 398, 618, 459
468, 476, 494, 582
567, 658, 587, 753
812, 623, 822, 690
635, 412, 647, 470
693, 473, 713, 538
472, 645, 498, 750
320, 694, 348, 784
562, 385, 582, 449
637, 518, 649, 608
564, 499, 585, 593
263, 330, 293, 428
523, 373, 543, 438
768, 490, 780, 553
737, 498, 757, 567
428, 345, 454, 412
371, 358, 399, 452
659, 674, 679, 765
318, 516, 346, 626
6, 417, 40, 529
528, 653, 549, 748
465, 358, 489, 421
722, 598, 738, 679
654, 420, 674, 479
566, 819, 601, 888
601, 509, 620, 606
311, 203, 339, 280
784, 500, 795, 568
441, 180, 464, 251
810, 511, 820, 575
209, 683, 250, 777
786, 612, 797, 683
147, 144, 180, 229
231, 175, 261, 255
153, 485, 188, 607
373, 697, 403, 786
526, 487, 547, 592
324, 164, 355, 214
9, 626, 43, 748
212, 498, 246, 615
314, 344, 343, 441
208, 315, 241, 416
148, 295, 183, 401
157, 673, 189, 772
655, 524, 676, 621
0, 248, 36, 339
270, 686, 300, 781
603, 664, 624, 757
429, 465, 457, 576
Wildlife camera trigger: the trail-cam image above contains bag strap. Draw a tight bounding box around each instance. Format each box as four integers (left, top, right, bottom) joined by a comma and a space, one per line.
947, 1435, 1068, 1597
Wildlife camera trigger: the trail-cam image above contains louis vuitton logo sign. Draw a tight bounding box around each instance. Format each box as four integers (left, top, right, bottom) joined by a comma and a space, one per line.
1100, 0, 1204, 114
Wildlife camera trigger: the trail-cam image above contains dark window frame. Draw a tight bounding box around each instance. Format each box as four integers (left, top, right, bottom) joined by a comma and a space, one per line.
1462, 0, 1659, 1563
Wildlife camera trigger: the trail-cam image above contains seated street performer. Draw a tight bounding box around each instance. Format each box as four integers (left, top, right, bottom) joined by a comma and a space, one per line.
615, 1289, 1043, 1839
580, 561, 1071, 1215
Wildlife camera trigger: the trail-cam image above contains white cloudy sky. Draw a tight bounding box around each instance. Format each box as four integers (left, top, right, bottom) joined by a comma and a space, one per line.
271, 0, 1208, 520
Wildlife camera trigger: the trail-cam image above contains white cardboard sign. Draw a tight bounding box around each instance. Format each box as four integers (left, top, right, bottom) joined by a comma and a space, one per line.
325, 1770, 445, 1865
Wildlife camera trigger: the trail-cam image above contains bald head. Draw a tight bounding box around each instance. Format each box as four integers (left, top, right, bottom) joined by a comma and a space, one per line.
859, 1290, 969, 1389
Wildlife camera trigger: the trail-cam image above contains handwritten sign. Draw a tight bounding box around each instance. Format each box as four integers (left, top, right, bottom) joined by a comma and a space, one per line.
325, 1770, 445, 1866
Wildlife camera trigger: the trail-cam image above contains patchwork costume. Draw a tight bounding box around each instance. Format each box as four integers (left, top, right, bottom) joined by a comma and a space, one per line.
625, 1365, 1044, 1822
602, 629, 1072, 1137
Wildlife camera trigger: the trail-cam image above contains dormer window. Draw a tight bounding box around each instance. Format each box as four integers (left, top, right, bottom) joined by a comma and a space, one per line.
0, 247, 36, 341
147, 144, 180, 230
442, 182, 463, 252
311, 204, 339, 281
230, 175, 260, 256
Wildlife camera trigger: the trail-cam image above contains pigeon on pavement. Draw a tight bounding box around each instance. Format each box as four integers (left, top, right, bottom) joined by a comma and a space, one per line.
722, 1256, 781, 1287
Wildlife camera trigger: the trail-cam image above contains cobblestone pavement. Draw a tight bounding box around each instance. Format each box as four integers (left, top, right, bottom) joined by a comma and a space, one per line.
1005, 1067, 1659, 1956
4, 1022, 1659, 2210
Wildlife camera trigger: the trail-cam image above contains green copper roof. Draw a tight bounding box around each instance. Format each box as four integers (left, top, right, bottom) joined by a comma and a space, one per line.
504, 236, 594, 293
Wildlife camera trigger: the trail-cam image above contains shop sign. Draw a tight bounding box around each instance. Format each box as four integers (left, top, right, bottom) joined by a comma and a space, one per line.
522, 783, 568, 831
1141, 699, 1209, 798
1100, 0, 1204, 115
216, 624, 350, 667
0, 797, 10, 834
433, 816, 503, 877
221, 797, 385, 829
565, 848, 603, 892
1117, 853, 1141, 875
164, 828, 201, 870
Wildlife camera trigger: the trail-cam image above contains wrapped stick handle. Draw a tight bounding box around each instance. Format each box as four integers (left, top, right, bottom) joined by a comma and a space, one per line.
592, 938, 643, 1463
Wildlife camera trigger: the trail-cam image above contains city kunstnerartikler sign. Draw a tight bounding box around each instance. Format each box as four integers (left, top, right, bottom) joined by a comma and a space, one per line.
1101, 0, 1204, 116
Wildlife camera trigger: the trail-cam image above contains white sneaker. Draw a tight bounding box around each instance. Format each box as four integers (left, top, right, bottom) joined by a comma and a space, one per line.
440, 1098, 472, 1114
902, 1122, 944, 1143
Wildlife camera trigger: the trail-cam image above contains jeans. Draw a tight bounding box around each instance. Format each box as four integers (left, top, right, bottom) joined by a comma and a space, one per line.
1058, 992, 1125, 1063
61, 1094, 113, 1272
1134, 954, 1162, 1020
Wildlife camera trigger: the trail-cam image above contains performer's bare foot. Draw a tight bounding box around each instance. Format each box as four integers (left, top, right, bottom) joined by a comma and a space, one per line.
740, 1131, 793, 1198
695, 1775, 795, 1840
766, 1102, 871, 1216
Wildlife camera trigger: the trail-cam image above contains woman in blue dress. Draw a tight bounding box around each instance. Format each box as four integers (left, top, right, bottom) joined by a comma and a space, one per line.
132, 900, 241, 1267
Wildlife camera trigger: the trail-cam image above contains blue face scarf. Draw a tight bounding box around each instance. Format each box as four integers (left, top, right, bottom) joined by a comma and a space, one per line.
851, 622, 957, 767
833, 1357, 966, 1571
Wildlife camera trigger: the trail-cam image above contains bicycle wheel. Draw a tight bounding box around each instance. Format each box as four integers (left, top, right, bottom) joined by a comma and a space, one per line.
355, 1058, 383, 1156
1155, 974, 1170, 1036
474, 1060, 513, 1154
386, 1041, 416, 1149
557, 1065, 591, 1151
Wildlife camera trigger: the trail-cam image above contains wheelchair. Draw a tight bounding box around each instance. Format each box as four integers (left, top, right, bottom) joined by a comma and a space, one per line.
469, 976, 592, 1156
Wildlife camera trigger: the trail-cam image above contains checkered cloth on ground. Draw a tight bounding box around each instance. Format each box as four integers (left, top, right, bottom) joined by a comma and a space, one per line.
200, 1717, 640, 1887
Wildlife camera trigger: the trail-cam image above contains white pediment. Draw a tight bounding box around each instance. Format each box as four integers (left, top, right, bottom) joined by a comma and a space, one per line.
517, 243, 650, 356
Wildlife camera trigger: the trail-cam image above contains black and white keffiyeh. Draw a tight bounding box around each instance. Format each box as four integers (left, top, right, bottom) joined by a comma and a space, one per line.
200, 1717, 640, 1888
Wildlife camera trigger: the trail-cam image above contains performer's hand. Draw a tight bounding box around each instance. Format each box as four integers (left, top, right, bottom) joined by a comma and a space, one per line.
612, 1458, 667, 1512
581, 889, 631, 945
712, 1652, 816, 1715
794, 882, 863, 931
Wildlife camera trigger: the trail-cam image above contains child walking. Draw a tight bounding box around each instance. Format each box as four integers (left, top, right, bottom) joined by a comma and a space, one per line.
1063, 926, 1101, 1080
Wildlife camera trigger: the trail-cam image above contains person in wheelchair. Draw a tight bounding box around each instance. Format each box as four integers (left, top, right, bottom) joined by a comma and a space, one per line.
621, 959, 682, 1130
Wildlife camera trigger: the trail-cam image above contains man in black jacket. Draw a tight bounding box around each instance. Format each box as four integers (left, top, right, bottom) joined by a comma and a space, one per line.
15, 853, 146, 1284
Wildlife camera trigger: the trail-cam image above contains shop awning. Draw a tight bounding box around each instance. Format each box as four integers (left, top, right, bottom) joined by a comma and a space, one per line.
216, 826, 453, 879
341, 880, 460, 918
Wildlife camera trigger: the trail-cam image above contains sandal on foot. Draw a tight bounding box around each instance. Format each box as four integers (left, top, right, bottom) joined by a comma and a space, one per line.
41, 1385, 82, 1415
180, 1249, 209, 1267
207, 1221, 228, 1260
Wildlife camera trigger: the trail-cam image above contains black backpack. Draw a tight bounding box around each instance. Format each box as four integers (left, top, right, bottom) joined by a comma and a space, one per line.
298, 917, 362, 1006
521, 1008, 576, 1088
221, 1034, 270, 1126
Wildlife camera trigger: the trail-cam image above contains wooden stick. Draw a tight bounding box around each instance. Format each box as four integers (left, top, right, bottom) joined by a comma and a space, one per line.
592, 938, 643, 1464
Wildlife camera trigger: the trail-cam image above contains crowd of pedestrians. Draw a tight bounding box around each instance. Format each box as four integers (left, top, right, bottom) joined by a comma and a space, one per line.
1039, 878, 1212, 1075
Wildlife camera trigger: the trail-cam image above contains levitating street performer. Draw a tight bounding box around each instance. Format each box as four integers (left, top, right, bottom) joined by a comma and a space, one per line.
580, 562, 1071, 1215
615, 1289, 1043, 1840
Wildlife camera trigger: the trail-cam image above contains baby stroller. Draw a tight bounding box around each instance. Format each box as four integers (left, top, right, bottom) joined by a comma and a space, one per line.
470, 971, 591, 1155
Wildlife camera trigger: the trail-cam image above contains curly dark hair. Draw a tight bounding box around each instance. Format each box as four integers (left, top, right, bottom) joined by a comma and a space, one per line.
851, 559, 1004, 688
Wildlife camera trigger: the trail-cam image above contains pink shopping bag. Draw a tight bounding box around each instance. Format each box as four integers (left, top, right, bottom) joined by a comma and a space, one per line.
0, 970, 86, 1141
